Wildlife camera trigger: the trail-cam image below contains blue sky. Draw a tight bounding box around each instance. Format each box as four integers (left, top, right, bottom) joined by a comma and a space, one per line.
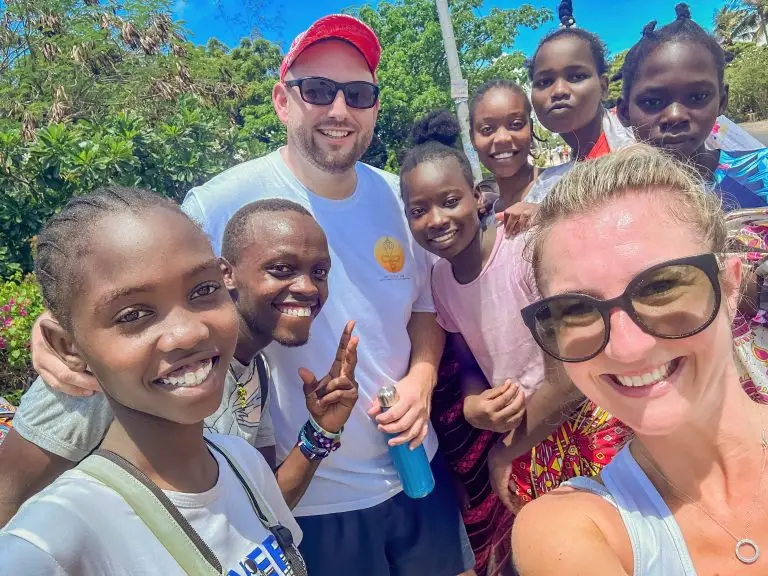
172, 0, 725, 58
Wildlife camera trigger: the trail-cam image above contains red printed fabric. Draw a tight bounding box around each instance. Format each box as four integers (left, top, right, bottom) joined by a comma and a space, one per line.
509, 401, 631, 504
430, 341, 515, 576
729, 221, 768, 403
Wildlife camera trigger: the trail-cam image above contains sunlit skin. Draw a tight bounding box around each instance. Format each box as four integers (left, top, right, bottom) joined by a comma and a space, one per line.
224, 211, 331, 355
512, 189, 768, 575
537, 191, 740, 435
38, 207, 239, 494
530, 35, 608, 159
403, 157, 495, 285
618, 41, 727, 177
471, 87, 536, 210
65, 209, 238, 426
274, 39, 378, 178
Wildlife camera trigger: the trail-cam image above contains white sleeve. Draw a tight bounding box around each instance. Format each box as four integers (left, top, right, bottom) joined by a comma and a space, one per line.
181, 189, 222, 254
0, 534, 67, 576
181, 189, 207, 227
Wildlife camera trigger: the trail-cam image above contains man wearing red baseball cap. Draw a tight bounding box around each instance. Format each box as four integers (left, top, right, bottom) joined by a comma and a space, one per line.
26, 13, 474, 576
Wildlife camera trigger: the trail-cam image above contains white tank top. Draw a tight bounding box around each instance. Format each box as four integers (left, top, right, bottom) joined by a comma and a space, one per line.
564, 445, 697, 575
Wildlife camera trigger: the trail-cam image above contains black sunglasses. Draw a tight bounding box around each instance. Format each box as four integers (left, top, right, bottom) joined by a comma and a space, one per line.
284, 76, 379, 109
521, 253, 725, 363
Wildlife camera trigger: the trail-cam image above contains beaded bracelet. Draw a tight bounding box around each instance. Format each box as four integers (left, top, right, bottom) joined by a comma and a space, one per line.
297, 419, 342, 462
309, 415, 343, 440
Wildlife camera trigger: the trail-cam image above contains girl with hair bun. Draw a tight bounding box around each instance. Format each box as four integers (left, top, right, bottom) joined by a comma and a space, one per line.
401, 110, 630, 575
617, 3, 768, 404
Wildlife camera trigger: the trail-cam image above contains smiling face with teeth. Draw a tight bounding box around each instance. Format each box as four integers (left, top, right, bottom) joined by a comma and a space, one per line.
537, 191, 742, 436
223, 209, 330, 349
48, 208, 239, 426
276, 40, 377, 175
403, 156, 484, 262
470, 86, 533, 180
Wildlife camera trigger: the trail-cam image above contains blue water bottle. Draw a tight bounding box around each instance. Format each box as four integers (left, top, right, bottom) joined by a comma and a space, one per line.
378, 385, 435, 498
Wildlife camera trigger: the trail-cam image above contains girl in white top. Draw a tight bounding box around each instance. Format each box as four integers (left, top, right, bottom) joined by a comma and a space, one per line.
0, 186, 304, 575
512, 146, 768, 575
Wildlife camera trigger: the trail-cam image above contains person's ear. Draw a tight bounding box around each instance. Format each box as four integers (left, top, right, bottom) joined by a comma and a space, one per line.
273, 81, 290, 124
473, 185, 484, 209
599, 74, 609, 99
616, 96, 631, 128
220, 257, 238, 295
39, 317, 88, 373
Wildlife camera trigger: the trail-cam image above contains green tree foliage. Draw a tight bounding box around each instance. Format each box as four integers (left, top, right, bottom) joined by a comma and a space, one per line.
0, 105, 251, 274
712, 2, 768, 123
725, 42, 768, 121
0, 0, 281, 275
715, 1, 768, 46
605, 50, 627, 109
0, 0, 551, 276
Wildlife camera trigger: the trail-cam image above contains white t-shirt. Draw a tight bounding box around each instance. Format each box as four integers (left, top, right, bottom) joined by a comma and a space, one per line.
0, 435, 301, 576
183, 149, 438, 516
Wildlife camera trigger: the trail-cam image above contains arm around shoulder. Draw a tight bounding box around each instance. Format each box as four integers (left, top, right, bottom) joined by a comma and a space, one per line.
512, 490, 629, 576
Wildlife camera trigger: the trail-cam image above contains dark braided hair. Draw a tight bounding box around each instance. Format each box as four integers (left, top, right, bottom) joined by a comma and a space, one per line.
620, 3, 727, 101
35, 186, 190, 330
222, 198, 314, 265
469, 79, 531, 130
400, 110, 474, 198
527, 0, 607, 80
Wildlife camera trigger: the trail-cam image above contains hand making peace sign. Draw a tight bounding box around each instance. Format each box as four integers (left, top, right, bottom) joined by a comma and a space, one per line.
299, 320, 359, 435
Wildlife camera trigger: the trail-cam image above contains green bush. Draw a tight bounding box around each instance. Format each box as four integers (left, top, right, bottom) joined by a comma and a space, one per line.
726, 44, 768, 122
0, 273, 45, 404
1, 103, 250, 274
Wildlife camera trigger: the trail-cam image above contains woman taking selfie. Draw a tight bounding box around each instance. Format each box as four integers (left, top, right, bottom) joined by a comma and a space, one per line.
513, 145, 768, 575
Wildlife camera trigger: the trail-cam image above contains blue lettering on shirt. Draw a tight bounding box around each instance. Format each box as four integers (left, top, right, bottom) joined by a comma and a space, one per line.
226, 534, 291, 576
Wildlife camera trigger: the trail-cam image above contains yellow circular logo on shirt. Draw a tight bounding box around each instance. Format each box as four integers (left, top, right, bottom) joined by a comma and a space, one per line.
374, 236, 405, 273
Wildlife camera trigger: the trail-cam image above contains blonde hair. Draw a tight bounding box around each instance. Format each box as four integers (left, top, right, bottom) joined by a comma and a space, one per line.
528, 144, 727, 286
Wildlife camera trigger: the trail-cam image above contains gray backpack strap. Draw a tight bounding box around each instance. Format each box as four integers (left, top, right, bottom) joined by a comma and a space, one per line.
255, 352, 270, 412
78, 451, 223, 576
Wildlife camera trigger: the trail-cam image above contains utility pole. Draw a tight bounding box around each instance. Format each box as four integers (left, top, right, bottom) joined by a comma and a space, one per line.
435, 0, 482, 182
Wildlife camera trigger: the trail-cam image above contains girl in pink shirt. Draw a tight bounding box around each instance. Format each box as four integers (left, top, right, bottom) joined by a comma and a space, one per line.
401, 110, 631, 573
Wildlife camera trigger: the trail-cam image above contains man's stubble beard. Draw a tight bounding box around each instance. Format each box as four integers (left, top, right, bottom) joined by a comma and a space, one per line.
242, 311, 309, 349
292, 123, 374, 174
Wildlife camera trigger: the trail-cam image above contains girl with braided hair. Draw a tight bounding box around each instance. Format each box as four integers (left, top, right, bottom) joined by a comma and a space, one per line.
617, 3, 768, 406
616, 3, 768, 210
525, 0, 634, 203
0, 187, 307, 575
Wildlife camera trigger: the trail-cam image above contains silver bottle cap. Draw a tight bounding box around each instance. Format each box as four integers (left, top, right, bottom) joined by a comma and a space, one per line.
377, 385, 398, 408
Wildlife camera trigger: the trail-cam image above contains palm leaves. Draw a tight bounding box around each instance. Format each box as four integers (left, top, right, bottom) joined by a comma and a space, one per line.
716, 0, 768, 46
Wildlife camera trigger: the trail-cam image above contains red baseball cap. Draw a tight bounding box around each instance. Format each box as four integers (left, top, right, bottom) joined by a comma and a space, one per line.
279, 14, 381, 81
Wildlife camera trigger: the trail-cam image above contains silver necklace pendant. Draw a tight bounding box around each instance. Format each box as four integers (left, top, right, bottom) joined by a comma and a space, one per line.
736, 539, 760, 564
